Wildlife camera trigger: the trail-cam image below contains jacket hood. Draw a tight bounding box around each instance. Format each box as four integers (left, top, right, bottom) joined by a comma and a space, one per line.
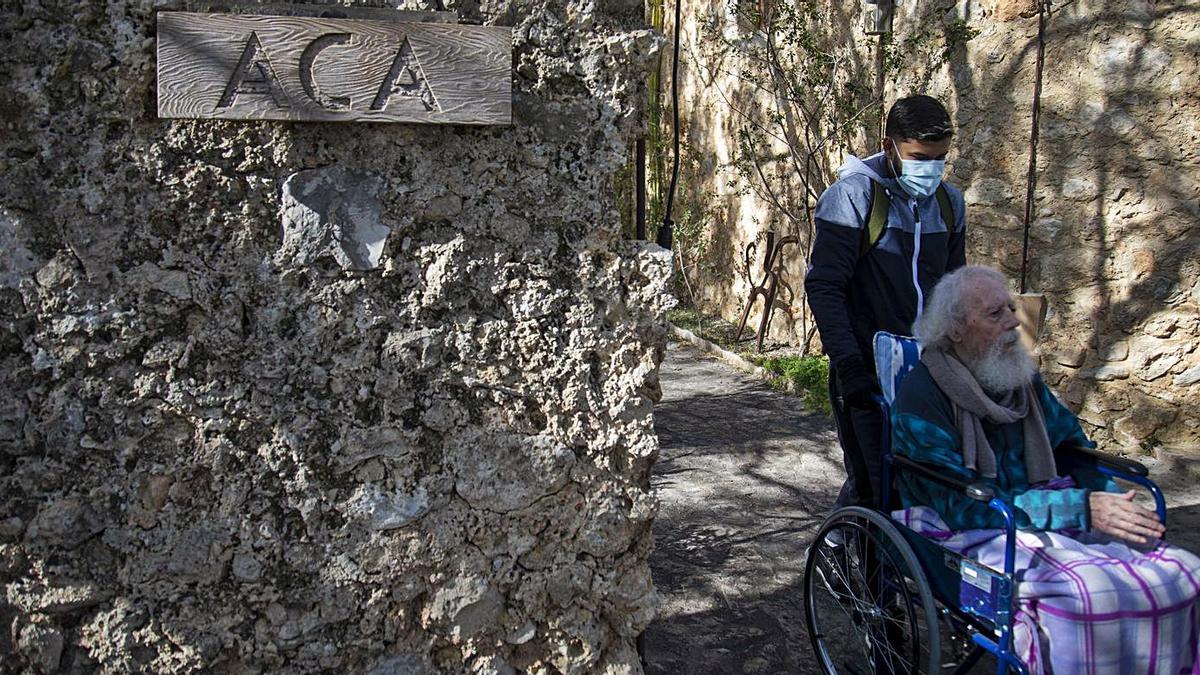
836, 152, 895, 187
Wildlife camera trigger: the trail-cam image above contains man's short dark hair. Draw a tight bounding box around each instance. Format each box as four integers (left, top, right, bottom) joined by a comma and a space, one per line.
885, 95, 954, 141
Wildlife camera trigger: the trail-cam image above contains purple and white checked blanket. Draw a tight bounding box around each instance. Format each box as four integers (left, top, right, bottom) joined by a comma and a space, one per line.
894, 505, 1200, 674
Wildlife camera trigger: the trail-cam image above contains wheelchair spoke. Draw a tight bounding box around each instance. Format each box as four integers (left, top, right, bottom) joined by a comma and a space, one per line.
810, 531, 879, 666
875, 629, 917, 674
805, 509, 940, 675
813, 543, 876, 630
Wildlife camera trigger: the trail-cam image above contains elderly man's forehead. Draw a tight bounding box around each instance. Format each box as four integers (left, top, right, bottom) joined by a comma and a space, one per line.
966, 277, 1011, 306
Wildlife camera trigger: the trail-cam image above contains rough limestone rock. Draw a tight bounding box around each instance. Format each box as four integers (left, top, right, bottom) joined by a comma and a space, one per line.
18, 624, 64, 673
277, 166, 391, 271
0, 0, 670, 672
1177, 365, 1200, 388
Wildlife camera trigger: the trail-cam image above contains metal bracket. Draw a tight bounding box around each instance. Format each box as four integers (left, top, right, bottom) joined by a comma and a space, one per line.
863, 0, 895, 35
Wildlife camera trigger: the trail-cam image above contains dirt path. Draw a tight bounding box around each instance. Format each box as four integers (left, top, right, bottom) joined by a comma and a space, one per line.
643, 342, 842, 674
643, 340, 1200, 674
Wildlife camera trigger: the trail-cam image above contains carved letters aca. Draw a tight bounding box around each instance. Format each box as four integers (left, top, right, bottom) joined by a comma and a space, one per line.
217, 31, 435, 112
157, 12, 511, 125
299, 33, 352, 111
219, 31, 289, 109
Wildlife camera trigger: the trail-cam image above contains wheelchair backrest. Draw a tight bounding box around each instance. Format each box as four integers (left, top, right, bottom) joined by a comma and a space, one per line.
873, 331, 922, 407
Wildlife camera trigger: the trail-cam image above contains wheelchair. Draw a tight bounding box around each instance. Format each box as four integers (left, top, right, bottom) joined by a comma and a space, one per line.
802, 332, 1168, 675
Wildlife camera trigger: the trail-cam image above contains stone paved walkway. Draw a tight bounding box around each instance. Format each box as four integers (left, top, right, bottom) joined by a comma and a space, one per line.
643, 340, 1200, 674
643, 341, 841, 674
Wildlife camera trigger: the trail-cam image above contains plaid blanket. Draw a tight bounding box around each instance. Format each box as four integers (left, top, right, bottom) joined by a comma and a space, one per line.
894, 504, 1200, 674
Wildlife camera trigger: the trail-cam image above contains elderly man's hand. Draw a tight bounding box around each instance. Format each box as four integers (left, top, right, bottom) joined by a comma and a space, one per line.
1089, 490, 1166, 545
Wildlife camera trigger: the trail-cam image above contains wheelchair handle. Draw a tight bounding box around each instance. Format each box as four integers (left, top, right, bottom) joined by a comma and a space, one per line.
965, 483, 996, 502
891, 455, 995, 502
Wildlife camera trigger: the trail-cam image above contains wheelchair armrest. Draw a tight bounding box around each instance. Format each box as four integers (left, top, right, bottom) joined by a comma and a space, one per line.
1058, 443, 1148, 478
892, 455, 995, 502
892, 454, 1021, 582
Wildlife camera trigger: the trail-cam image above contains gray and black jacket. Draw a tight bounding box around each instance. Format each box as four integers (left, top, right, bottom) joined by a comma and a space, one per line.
804, 152, 967, 395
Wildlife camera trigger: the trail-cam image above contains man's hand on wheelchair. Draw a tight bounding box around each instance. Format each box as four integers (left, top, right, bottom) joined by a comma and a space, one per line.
839, 375, 881, 411
1089, 490, 1166, 545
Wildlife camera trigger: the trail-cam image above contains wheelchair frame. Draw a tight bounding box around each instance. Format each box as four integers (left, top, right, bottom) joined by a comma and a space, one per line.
803, 332, 1168, 675
873, 397, 1167, 675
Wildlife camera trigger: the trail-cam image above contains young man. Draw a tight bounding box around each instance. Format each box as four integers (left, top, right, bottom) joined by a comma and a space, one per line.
805, 94, 967, 510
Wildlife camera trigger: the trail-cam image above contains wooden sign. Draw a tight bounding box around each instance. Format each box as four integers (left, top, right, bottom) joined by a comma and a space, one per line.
156, 12, 511, 125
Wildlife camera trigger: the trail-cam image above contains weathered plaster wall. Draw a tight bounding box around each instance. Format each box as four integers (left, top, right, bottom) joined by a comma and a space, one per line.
0, 1, 670, 672
674, 0, 1200, 451
665, 0, 881, 351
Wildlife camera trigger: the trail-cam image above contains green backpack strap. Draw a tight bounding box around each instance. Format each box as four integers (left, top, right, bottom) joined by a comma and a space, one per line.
860, 182, 955, 257
861, 180, 890, 257
935, 184, 955, 231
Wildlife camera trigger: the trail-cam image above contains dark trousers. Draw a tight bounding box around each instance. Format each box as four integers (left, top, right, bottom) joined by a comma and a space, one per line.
828, 364, 885, 509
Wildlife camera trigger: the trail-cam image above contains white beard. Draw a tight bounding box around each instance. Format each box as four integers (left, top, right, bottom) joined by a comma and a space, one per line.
968, 331, 1037, 396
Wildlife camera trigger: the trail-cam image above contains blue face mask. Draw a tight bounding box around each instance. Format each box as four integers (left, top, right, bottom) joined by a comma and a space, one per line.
896, 158, 946, 198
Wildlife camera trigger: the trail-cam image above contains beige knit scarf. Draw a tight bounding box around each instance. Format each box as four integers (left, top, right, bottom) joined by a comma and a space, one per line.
921, 345, 1057, 484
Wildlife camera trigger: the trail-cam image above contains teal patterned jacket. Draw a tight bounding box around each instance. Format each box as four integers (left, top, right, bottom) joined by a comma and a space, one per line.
892, 363, 1119, 532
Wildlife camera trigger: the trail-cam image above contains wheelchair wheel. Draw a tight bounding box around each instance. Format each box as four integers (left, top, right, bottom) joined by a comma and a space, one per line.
804, 506, 941, 675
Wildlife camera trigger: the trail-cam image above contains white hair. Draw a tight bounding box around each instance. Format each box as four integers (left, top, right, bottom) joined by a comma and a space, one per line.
915, 265, 1036, 394
912, 265, 1010, 350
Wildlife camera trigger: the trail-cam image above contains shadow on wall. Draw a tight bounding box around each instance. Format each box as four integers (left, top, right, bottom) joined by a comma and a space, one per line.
1, 2, 671, 673
670, 0, 1200, 446
669, 0, 879, 352
932, 0, 1200, 447
672, 0, 746, 320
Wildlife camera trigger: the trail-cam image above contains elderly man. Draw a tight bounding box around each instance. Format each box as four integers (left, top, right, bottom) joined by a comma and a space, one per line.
892, 265, 1200, 673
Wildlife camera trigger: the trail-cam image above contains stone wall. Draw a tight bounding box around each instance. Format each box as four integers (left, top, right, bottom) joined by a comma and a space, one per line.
671, 0, 1200, 452
0, 1, 670, 672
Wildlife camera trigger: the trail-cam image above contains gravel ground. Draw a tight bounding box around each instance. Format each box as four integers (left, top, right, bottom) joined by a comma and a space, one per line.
643, 340, 1200, 674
